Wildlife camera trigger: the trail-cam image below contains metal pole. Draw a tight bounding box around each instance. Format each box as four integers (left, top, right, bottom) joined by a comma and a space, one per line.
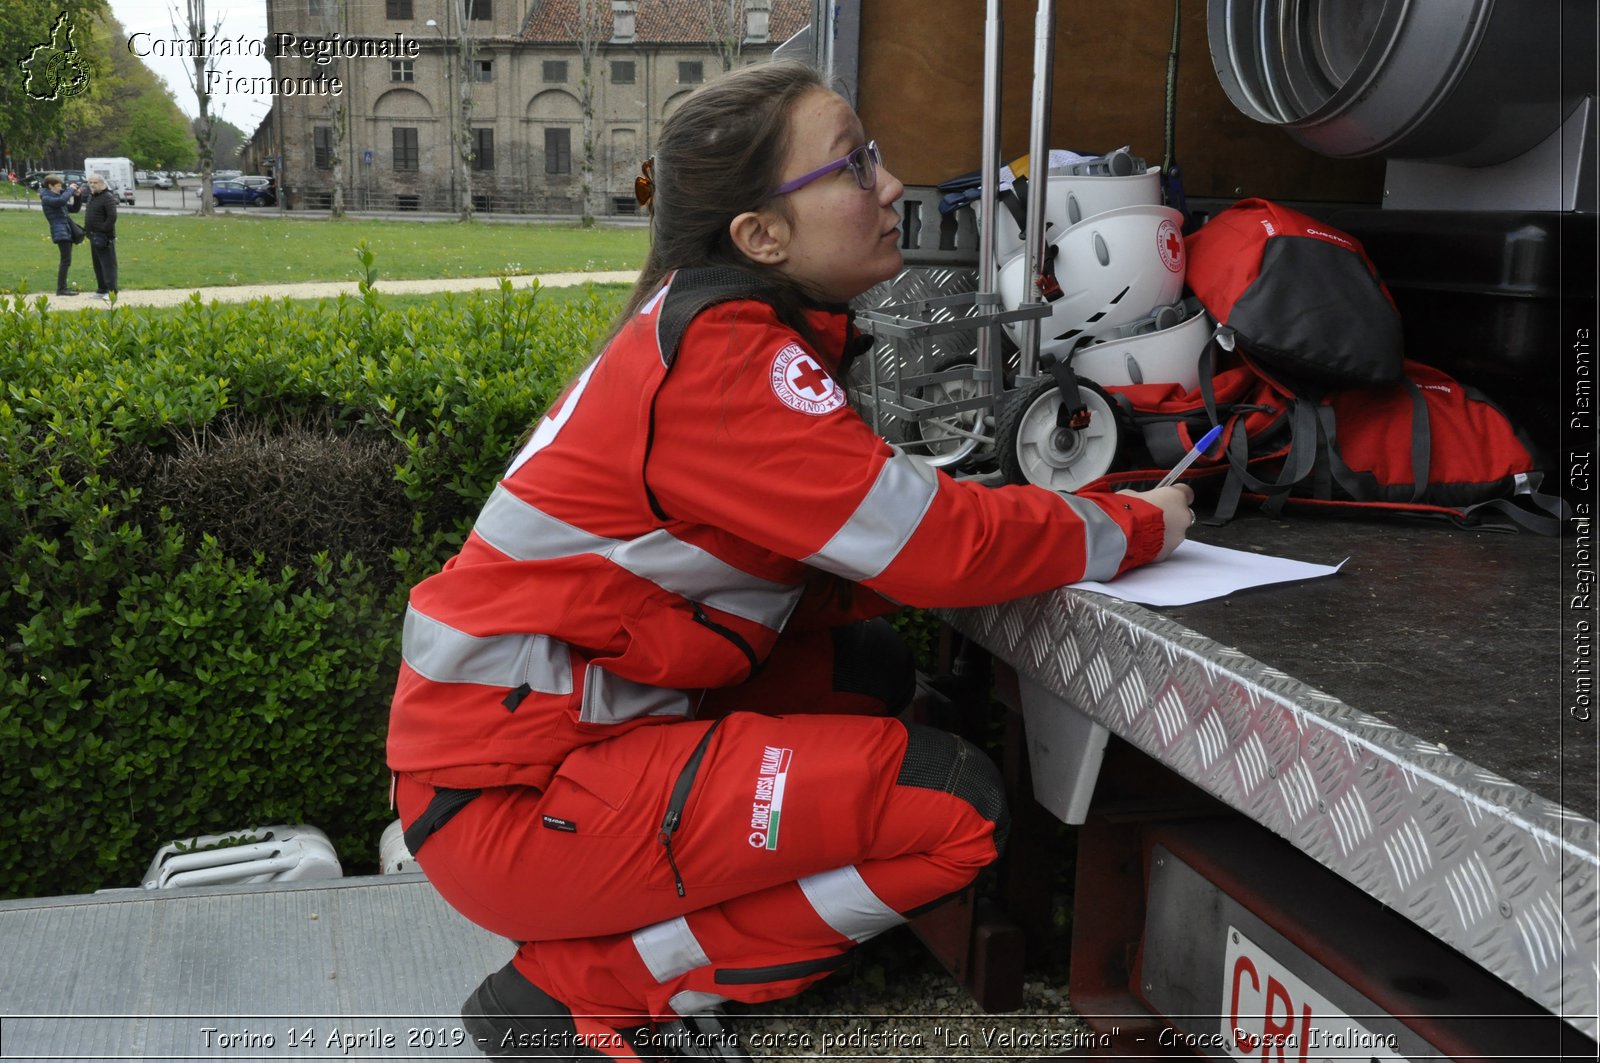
975, 0, 1004, 399
1018, 0, 1056, 381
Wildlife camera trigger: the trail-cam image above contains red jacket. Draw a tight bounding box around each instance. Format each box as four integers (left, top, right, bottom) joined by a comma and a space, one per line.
387, 270, 1165, 789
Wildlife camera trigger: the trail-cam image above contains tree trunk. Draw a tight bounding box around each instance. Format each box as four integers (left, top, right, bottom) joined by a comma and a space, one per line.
178, 0, 217, 216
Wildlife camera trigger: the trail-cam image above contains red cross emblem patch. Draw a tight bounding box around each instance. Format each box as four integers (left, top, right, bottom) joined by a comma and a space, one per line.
1157, 218, 1184, 273
770, 343, 847, 416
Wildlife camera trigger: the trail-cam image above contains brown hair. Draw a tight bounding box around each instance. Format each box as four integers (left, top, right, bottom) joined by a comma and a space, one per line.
512, 63, 844, 461
615, 60, 834, 334
42, 175, 64, 189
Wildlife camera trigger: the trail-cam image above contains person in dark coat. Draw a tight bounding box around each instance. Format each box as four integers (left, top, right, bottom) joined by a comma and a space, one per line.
38, 175, 83, 296
83, 174, 119, 300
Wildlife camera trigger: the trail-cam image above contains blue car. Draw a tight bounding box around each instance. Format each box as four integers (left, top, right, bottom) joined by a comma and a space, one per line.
212, 179, 274, 206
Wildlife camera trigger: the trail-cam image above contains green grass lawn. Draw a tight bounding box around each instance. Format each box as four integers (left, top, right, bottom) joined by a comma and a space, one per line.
94, 281, 634, 317
0, 206, 649, 293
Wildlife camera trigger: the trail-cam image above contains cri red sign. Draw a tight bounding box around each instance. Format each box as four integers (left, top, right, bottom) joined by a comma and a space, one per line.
1221, 928, 1405, 1062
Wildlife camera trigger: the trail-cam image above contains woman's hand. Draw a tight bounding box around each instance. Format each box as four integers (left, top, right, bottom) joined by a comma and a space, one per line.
1118, 484, 1195, 563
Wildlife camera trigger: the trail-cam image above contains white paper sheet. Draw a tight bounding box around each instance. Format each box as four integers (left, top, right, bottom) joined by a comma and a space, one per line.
1070, 539, 1345, 607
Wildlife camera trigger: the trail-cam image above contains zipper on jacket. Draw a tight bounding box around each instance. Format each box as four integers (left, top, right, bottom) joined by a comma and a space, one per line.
658, 716, 727, 897
641, 389, 671, 522
691, 604, 760, 677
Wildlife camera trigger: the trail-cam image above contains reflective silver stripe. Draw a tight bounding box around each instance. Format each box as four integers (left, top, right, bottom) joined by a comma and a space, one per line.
632, 916, 710, 983
667, 990, 728, 1016
1055, 492, 1129, 582
797, 866, 905, 943
581, 663, 692, 724
620, 532, 801, 632
473, 485, 611, 560
401, 606, 572, 694
805, 450, 938, 581
474, 486, 801, 630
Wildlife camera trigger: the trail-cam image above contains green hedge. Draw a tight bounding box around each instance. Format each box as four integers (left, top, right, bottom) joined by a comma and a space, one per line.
0, 273, 619, 898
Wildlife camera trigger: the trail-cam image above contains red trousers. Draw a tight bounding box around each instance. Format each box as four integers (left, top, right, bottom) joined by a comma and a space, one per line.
396, 625, 1005, 1022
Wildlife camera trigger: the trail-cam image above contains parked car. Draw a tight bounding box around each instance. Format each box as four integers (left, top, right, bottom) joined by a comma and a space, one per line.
237, 176, 275, 191
212, 179, 274, 206
22, 169, 87, 190
152, 173, 174, 190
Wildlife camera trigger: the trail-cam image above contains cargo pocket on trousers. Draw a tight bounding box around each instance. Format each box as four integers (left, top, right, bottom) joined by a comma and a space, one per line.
542, 745, 644, 836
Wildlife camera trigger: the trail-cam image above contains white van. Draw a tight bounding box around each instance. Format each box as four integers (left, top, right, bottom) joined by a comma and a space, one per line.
83, 156, 136, 205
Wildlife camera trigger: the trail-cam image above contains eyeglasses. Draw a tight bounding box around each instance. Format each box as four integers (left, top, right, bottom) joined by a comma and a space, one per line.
770, 140, 881, 197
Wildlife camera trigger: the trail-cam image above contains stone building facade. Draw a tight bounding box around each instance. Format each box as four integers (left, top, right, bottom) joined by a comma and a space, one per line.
251, 0, 809, 214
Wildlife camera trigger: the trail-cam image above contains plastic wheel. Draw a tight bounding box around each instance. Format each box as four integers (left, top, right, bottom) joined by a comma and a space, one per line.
907, 356, 988, 469
996, 376, 1121, 491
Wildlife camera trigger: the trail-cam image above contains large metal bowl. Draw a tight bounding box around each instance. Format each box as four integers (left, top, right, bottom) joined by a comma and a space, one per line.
1206, 0, 1591, 166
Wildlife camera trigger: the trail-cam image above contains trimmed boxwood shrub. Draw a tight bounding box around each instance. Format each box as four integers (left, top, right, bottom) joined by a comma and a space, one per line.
0, 276, 619, 898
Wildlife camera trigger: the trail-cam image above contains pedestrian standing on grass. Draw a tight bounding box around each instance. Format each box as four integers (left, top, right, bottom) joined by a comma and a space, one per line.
83, 174, 118, 301
38, 174, 82, 296
387, 59, 1194, 1062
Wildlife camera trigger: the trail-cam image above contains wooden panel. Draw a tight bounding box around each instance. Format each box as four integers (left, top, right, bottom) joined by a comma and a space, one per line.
857, 0, 1383, 203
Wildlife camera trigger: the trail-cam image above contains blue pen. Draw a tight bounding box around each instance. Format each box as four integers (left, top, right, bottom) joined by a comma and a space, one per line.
1155, 423, 1224, 489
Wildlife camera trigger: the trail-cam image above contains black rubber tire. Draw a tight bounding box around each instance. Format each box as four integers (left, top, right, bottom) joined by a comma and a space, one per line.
996, 376, 1121, 489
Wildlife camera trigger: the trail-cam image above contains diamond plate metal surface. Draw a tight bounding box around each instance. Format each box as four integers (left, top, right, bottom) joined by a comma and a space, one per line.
867, 255, 1598, 1035
943, 589, 1600, 1038
847, 193, 1021, 451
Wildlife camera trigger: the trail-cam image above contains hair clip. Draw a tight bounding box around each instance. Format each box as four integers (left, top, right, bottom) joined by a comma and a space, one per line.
634, 157, 655, 213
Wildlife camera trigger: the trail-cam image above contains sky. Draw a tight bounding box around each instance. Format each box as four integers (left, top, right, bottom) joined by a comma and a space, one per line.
105, 0, 274, 132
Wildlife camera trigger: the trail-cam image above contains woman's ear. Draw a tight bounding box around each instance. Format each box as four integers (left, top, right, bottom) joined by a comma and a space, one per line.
728, 209, 790, 266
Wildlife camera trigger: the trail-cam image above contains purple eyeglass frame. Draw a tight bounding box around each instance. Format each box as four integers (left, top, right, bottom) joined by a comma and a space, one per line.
770, 140, 881, 197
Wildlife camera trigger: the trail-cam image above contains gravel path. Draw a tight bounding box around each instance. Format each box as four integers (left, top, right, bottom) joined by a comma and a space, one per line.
726, 927, 1097, 1062
19, 269, 641, 311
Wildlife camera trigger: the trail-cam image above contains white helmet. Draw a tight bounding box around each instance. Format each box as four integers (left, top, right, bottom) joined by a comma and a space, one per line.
997, 204, 1187, 358
990, 167, 1163, 263
1068, 298, 1214, 391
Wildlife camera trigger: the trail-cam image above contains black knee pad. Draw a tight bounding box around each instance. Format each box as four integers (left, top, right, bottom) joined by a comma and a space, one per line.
894, 723, 1010, 857
831, 617, 916, 714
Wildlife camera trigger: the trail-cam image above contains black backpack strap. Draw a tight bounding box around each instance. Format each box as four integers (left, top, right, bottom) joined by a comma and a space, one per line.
1212, 429, 1248, 524
1316, 379, 1432, 504
657, 267, 777, 367
1459, 472, 1570, 535
998, 183, 1028, 236
1218, 394, 1317, 495
402, 786, 482, 856
1403, 380, 1431, 503
1041, 350, 1089, 430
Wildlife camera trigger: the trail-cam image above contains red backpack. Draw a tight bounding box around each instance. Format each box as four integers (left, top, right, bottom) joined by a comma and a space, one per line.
1084, 201, 1565, 532
1091, 354, 1563, 532
1183, 198, 1404, 392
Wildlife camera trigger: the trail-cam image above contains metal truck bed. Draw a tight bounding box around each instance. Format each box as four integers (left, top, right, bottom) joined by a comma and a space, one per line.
1172, 516, 1587, 813
943, 514, 1597, 1037
0, 874, 508, 1060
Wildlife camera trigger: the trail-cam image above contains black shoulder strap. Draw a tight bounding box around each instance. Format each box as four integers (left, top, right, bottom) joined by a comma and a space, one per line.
657, 267, 776, 368
1460, 489, 1569, 535
999, 183, 1028, 234
643, 267, 777, 524
1311, 379, 1431, 505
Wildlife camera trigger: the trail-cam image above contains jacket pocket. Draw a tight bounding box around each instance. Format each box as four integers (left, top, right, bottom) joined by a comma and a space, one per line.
549, 744, 642, 812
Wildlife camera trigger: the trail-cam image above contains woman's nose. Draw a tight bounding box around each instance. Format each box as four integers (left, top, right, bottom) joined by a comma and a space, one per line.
877, 165, 905, 205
